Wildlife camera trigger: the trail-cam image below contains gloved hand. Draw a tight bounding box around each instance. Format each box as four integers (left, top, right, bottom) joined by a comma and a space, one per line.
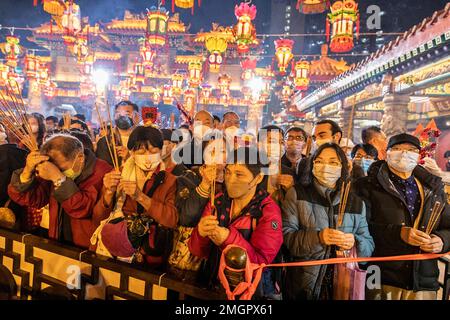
421, 157, 450, 184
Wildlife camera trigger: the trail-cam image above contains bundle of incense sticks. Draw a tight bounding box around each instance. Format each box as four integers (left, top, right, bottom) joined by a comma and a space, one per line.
62, 112, 72, 130
305, 136, 312, 157
337, 181, 352, 228
425, 201, 445, 235
210, 147, 217, 214
94, 102, 120, 171
0, 80, 38, 151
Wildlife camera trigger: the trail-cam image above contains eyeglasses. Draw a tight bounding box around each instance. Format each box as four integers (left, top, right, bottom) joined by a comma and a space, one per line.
390, 147, 420, 154
286, 135, 306, 142
313, 159, 342, 167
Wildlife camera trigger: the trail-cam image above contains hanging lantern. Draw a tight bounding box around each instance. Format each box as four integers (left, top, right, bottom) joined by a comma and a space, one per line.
162, 0, 201, 14
326, 0, 359, 53
183, 89, 196, 114
188, 61, 202, 88
240, 58, 257, 81
134, 62, 145, 84
280, 85, 293, 103
234, 2, 257, 54
296, 0, 330, 14
25, 54, 39, 79
146, 7, 169, 48
171, 74, 184, 96
61, 1, 81, 37
163, 85, 174, 105
293, 60, 310, 91
218, 74, 232, 96
152, 88, 161, 104
140, 44, 156, 66
2, 36, 22, 67
200, 84, 212, 104
80, 55, 94, 75
73, 35, 89, 63
42, 0, 66, 16
38, 65, 49, 85
0, 63, 9, 86
274, 39, 294, 75
205, 37, 227, 73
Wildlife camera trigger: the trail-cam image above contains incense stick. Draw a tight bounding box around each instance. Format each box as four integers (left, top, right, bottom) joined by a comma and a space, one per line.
104, 100, 120, 170
337, 181, 351, 228
426, 202, 445, 235
94, 102, 119, 170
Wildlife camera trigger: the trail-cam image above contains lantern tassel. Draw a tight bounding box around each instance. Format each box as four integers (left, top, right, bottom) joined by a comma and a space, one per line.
356, 14, 360, 39
198, 0, 201, 7
192, 4, 194, 15
172, 0, 175, 13
296, 0, 301, 11
326, 17, 330, 42
33, 0, 38, 6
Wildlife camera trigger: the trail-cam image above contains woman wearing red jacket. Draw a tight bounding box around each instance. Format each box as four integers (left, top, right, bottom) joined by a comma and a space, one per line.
189, 147, 283, 297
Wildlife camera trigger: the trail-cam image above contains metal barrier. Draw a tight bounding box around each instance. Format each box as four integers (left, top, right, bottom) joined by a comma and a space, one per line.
0, 228, 225, 300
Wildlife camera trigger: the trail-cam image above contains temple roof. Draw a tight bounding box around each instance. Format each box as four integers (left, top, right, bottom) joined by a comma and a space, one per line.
310, 45, 350, 80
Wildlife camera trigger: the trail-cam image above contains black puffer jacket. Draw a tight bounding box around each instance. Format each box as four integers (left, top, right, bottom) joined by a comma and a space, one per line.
355, 161, 450, 292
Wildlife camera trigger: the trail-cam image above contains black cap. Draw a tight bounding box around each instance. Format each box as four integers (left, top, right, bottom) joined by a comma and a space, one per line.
387, 133, 421, 151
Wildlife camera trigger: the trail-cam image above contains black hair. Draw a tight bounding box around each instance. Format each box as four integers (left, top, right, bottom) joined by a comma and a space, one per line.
258, 125, 285, 141
213, 115, 221, 123
160, 129, 174, 142
41, 134, 84, 161
300, 142, 350, 188
315, 120, 342, 141
351, 143, 379, 160
361, 126, 381, 144
127, 126, 163, 151
28, 113, 46, 148
226, 146, 263, 178
73, 114, 86, 122
45, 116, 59, 123
115, 100, 139, 113
285, 126, 307, 140
70, 131, 94, 152
58, 118, 91, 136
445, 150, 450, 158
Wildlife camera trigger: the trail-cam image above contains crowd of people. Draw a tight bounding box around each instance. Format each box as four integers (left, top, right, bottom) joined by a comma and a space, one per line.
0, 100, 449, 300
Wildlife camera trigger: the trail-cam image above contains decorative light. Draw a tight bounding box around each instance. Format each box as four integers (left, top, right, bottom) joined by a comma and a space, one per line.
274, 38, 294, 74
218, 74, 232, 96
280, 85, 293, 102
188, 61, 203, 88
2, 35, 21, 67
162, 0, 201, 14
162, 85, 174, 104
92, 69, 109, 87
326, 0, 359, 53
296, 0, 330, 14
73, 35, 89, 63
61, 1, 82, 37
240, 58, 257, 81
134, 62, 145, 84
25, 53, 39, 79
183, 88, 196, 114
146, 6, 169, 48
152, 88, 161, 104
234, 2, 258, 53
200, 84, 212, 104
0, 63, 10, 86
172, 74, 184, 96
293, 60, 310, 91
140, 43, 156, 66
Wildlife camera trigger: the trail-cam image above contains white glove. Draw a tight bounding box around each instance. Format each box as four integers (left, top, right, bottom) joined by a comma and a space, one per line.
421, 157, 450, 184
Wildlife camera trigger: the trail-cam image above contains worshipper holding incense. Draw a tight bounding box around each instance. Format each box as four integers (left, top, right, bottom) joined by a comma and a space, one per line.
188, 146, 283, 298
96, 100, 140, 167
282, 142, 374, 300
8, 134, 112, 248
355, 133, 450, 300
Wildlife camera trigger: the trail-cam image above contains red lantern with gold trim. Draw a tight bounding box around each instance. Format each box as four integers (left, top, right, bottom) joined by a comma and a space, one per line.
146, 7, 169, 48
293, 60, 310, 91
326, 0, 359, 53
296, 0, 330, 14
234, 2, 257, 54
274, 39, 294, 75
162, 0, 201, 14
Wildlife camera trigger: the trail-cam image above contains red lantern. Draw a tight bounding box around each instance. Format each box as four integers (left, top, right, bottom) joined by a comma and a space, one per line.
240, 58, 257, 81
234, 2, 257, 54
162, 0, 201, 15
293, 60, 310, 91
274, 39, 294, 75
146, 7, 169, 48
326, 0, 359, 53
296, 0, 330, 14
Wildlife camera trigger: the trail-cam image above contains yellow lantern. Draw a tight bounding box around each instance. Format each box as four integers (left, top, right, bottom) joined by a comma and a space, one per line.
73, 35, 89, 63
293, 60, 310, 91
152, 88, 161, 104
234, 2, 257, 53
25, 54, 39, 79
0, 63, 9, 86
172, 74, 184, 95
146, 7, 169, 48
280, 85, 293, 102
326, 0, 359, 53
274, 39, 294, 75
188, 61, 202, 88
162, 0, 201, 14
2, 36, 22, 67
205, 37, 227, 73
183, 89, 196, 113
61, 1, 81, 36
218, 74, 232, 96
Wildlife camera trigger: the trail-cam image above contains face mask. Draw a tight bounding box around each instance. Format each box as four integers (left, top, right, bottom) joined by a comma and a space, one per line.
63, 153, 83, 180
134, 153, 161, 172
115, 116, 133, 130
361, 158, 375, 174
30, 124, 39, 134
386, 150, 419, 173
226, 174, 259, 199
193, 125, 211, 141
224, 126, 240, 138
264, 143, 284, 162
314, 138, 333, 149
0, 131, 7, 144
312, 163, 342, 188
161, 144, 170, 161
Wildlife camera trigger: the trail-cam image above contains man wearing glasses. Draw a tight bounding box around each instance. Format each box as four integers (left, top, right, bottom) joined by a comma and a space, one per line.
282, 127, 308, 171
355, 133, 450, 300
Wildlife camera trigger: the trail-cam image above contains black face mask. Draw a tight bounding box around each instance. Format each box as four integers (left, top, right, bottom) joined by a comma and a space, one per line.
115, 116, 133, 130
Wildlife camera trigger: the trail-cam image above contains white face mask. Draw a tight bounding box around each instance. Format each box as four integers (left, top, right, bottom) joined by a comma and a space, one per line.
264, 143, 284, 162
224, 126, 241, 137
0, 131, 7, 144
193, 125, 211, 141
314, 138, 333, 149
386, 150, 419, 173
30, 124, 39, 134
134, 153, 161, 172
313, 163, 342, 188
